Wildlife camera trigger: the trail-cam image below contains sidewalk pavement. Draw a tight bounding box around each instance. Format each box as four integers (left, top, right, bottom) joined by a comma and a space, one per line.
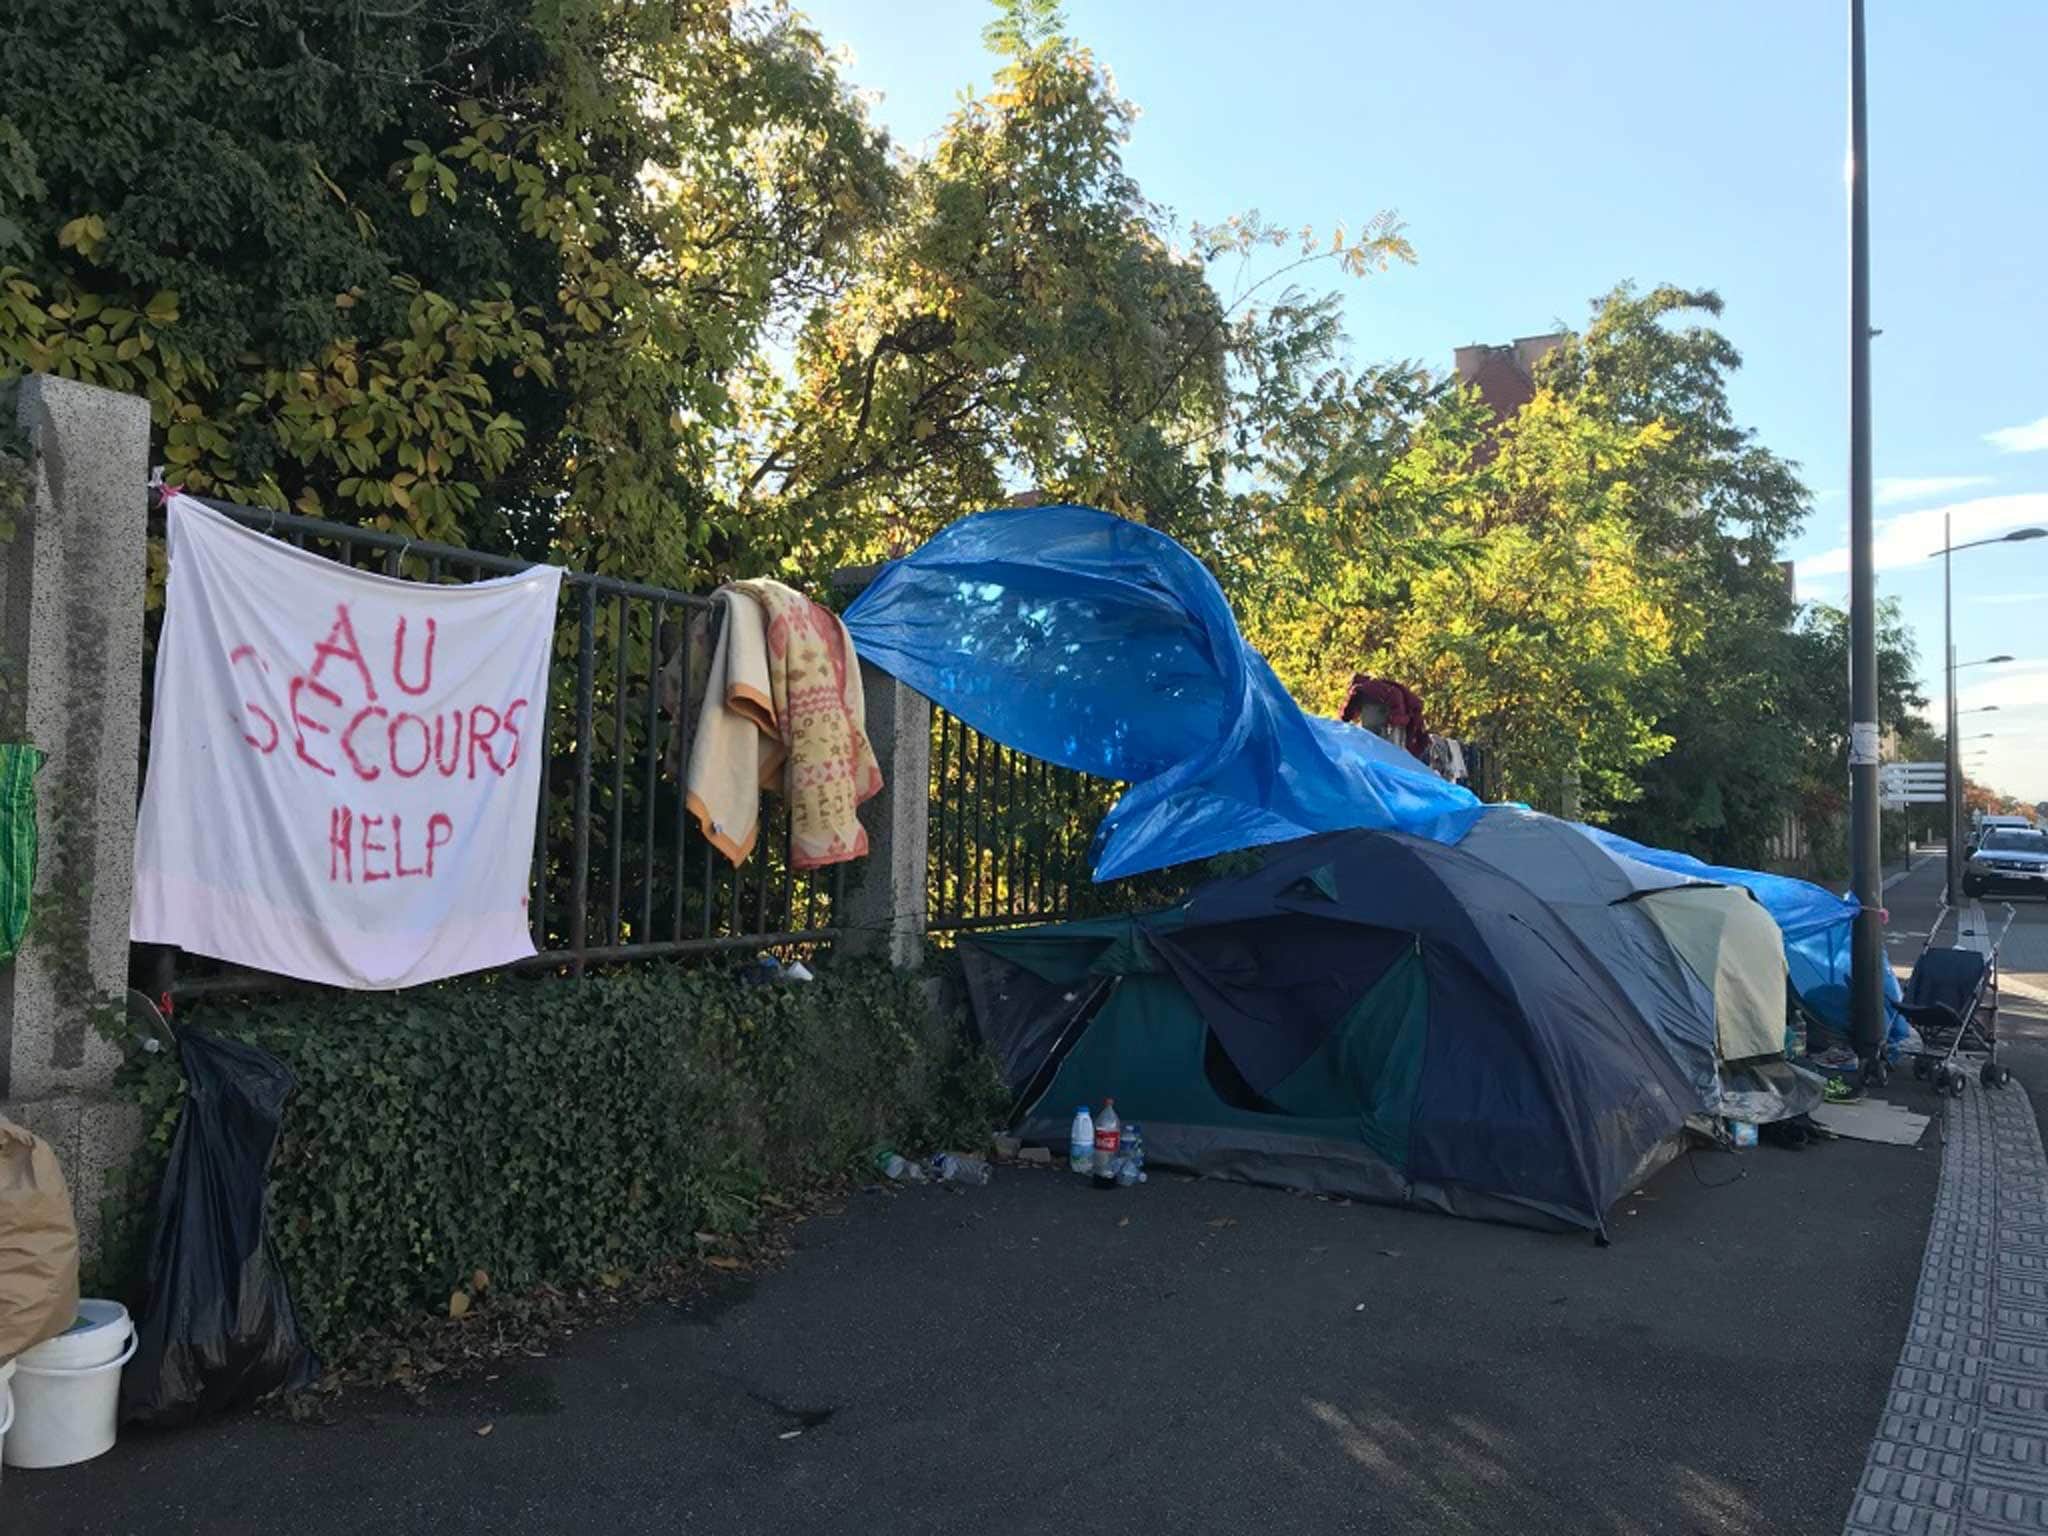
1842, 854, 2048, 1535
10, 858, 1989, 1536
16, 1122, 1933, 1535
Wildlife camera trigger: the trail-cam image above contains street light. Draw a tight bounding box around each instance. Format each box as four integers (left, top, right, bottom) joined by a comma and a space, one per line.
1956, 734, 2001, 849
1928, 522, 2047, 905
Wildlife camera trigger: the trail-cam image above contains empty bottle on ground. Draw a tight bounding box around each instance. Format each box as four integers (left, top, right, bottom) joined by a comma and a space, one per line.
1069, 1106, 1094, 1175
876, 1150, 927, 1183
930, 1153, 991, 1185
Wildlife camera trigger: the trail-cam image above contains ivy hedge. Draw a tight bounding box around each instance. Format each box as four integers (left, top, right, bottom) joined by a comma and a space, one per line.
100, 959, 1000, 1355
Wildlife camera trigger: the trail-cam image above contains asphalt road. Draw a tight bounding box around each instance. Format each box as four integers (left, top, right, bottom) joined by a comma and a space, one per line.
14, 1121, 1935, 1534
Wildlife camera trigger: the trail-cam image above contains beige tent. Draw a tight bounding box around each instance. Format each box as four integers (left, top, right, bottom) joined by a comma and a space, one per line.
1636, 884, 1789, 1062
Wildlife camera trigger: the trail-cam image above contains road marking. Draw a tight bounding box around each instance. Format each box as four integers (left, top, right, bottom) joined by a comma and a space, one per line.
1963, 901, 1990, 955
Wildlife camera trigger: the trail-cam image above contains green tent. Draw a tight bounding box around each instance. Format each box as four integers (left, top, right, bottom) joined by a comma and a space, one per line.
970, 911, 1430, 1171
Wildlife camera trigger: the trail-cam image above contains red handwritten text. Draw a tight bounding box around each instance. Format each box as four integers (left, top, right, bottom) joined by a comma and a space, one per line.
328, 806, 455, 884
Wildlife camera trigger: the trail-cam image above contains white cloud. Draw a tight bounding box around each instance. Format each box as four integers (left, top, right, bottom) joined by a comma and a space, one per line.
1987, 415, 2048, 453
1958, 662, 2048, 714
1876, 475, 1992, 506
1956, 723, 2048, 803
1795, 492, 2048, 584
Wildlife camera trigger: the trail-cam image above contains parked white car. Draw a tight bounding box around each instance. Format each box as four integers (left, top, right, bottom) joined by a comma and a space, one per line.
1969, 813, 2035, 854
1965, 828, 2048, 900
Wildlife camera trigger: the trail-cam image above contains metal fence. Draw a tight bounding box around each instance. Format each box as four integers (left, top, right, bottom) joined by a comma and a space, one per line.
924, 714, 1503, 937
925, 711, 1212, 934
926, 711, 1109, 932
148, 499, 845, 997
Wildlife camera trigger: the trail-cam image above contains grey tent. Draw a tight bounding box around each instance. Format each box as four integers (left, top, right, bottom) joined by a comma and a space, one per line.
1458, 808, 1797, 1117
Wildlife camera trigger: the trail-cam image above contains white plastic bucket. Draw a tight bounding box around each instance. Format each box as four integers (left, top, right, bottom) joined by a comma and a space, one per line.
4, 1300, 136, 1470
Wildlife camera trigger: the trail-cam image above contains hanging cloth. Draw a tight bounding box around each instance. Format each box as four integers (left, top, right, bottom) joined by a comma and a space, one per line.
687, 581, 883, 869
0, 744, 45, 964
134, 496, 562, 989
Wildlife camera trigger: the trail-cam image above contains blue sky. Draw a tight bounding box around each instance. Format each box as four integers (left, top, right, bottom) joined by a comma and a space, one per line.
798, 0, 2048, 802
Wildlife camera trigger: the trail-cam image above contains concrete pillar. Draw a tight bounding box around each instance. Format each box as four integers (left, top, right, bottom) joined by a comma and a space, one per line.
831, 564, 931, 970
841, 660, 932, 969
0, 374, 151, 1257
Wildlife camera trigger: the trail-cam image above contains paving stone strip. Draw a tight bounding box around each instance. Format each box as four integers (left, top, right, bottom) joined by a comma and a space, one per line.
1844, 1077, 2048, 1535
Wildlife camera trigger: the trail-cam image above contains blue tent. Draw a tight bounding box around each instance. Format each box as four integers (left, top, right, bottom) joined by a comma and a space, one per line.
963, 829, 1694, 1234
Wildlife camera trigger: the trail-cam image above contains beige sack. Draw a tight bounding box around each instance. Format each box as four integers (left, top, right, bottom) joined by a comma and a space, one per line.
0, 1115, 80, 1362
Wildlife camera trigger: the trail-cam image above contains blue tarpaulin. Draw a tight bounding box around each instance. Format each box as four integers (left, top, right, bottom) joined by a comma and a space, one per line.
847, 502, 1894, 1040
843, 504, 1483, 880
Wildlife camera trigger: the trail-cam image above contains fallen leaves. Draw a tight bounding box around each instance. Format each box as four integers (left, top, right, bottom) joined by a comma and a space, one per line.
1207, 1216, 1238, 1230
475, 1423, 494, 1437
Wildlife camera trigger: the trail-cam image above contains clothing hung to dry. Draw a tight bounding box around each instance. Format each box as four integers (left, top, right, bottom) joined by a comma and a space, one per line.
686, 580, 883, 870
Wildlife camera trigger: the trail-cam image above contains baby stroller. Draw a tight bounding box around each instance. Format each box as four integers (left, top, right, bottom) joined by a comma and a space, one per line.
1898, 901, 2016, 1097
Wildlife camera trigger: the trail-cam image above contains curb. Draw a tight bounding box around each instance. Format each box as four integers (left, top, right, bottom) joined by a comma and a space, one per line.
1885, 851, 1939, 896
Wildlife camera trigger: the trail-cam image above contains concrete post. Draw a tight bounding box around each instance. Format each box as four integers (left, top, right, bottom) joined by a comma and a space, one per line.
832, 565, 930, 970
0, 375, 151, 1258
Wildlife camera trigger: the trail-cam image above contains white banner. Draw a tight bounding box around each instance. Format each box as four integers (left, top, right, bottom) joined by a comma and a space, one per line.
134, 496, 563, 988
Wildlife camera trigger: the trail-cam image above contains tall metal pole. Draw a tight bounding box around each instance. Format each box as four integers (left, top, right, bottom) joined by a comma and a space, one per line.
1847, 0, 1885, 1060
1944, 514, 1959, 905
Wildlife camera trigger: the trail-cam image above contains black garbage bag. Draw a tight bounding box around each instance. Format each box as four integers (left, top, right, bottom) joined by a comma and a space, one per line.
120, 1028, 318, 1425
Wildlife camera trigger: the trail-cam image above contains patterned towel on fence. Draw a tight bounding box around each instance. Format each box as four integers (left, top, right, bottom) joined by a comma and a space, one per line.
686, 582, 883, 869
0, 745, 44, 965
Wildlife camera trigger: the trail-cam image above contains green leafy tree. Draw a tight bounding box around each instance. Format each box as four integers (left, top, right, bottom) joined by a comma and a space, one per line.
731, 0, 1411, 584
1, 0, 891, 580
1538, 284, 1818, 860
1772, 599, 1927, 872
1248, 379, 1680, 810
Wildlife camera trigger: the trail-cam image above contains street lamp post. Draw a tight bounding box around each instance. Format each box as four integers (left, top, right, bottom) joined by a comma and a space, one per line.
1959, 733, 1997, 851
1931, 512, 2045, 904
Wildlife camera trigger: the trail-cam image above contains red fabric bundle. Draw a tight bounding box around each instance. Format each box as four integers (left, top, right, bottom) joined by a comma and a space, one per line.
1339, 675, 1430, 760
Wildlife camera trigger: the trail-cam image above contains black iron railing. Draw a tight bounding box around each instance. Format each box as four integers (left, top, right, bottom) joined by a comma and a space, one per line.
925, 711, 1491, 935
926, 711, 1115, 932
147, 499, 843, 997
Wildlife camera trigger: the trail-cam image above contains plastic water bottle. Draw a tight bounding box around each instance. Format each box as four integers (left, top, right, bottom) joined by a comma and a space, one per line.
930, 1153, 991, 1186
875, 1150, 927, 1183
1123, 1122, 1145, 1180
1069, 1106, 1094, 1175
1093, 1099, 1121, 1180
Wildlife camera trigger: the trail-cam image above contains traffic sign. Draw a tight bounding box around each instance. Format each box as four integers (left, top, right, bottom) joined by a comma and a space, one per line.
1878, 762, 1946, 807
